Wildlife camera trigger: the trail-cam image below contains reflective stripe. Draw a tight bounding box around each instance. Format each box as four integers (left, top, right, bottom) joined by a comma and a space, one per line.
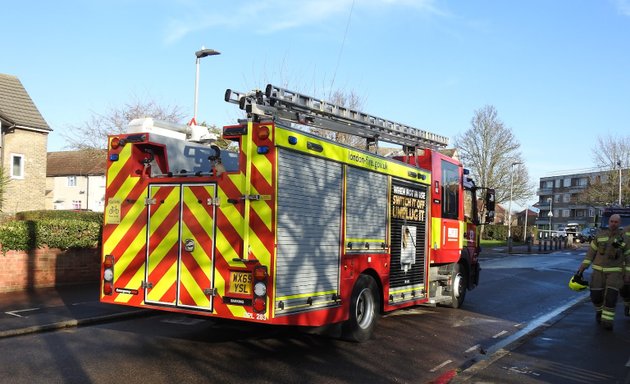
602, 310, 615, 321
581, 260, 592, 266
591, 265, 623, 272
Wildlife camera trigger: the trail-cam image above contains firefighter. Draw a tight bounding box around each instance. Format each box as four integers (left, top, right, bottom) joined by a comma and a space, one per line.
622, 225, 630, 317
577, 214, 630, 330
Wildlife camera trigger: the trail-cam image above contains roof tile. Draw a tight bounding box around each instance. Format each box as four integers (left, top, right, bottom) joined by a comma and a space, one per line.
0, 73, 50, 131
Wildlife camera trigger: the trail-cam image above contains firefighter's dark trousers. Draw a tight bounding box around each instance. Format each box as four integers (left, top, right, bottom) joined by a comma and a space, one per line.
590, 270, 623, 326
621, 284, 630, 310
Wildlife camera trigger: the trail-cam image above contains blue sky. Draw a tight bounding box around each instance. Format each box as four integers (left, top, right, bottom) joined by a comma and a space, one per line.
2, 0, 630, 206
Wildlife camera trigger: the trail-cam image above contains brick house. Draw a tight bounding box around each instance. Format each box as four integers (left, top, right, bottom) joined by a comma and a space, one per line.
0, 74, 51, 214
45, 150, 107, 212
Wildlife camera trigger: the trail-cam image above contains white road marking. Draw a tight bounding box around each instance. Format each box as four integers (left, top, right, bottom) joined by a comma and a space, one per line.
492, 330, 508, 338
429, 359, 453, 372
464, 344, 481, 353
5, 307, 40, 318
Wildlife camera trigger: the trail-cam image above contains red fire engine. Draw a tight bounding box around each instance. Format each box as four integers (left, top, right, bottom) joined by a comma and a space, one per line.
100, 84, 495, 341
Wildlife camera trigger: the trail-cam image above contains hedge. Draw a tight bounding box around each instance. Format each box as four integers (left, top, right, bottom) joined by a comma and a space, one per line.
482, 224, 537, 241
0, 211, 103, 251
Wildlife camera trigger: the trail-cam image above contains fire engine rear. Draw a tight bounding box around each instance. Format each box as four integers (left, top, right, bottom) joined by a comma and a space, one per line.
100, 84, 495, 342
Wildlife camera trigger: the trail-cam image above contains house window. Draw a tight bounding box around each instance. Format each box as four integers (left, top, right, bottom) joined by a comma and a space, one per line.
72, 200, 82, 209
562, 209, 570, 217
578, 178, 588, 187
563, 194, 570, 203
10, 154, 24, 179
68, 176, 77, 187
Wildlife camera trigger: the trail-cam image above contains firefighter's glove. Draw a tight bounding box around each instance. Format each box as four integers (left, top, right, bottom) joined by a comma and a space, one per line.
612, 237, 626, 249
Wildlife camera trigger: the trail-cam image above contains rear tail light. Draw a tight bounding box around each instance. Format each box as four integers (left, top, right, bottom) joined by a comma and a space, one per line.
252, 265, 268, 313
103, 254, 115, 295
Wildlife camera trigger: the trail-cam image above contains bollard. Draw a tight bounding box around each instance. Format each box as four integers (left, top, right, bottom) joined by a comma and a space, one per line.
538, 238, 542, 252
527, 237, 532, 253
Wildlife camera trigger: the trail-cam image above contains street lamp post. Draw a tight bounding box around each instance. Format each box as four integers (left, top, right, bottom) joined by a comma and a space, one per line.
618, 160, 622, 205
507, 162, 521, 252
547, 197, 553, 237
193, 47, 220, 123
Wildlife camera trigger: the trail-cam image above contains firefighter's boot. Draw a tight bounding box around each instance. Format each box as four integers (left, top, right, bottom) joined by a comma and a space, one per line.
595, 311, 602, 324
625, 306, 629, 317
601, 308, 615, 330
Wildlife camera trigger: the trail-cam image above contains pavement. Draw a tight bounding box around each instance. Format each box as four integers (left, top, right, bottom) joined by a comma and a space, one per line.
450, 243, 630, 384
0, 282, 148, 338
0, 246, 628, 384
451, 297, 630, 384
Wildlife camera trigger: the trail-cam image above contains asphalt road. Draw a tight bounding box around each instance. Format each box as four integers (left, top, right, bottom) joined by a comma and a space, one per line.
2, 247, 625, 383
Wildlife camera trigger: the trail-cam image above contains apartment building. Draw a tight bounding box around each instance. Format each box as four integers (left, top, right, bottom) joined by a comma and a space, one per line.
534, 170, 605, 231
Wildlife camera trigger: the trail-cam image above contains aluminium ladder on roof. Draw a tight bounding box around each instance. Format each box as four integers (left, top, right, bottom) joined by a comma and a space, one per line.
224, 84, 448, 149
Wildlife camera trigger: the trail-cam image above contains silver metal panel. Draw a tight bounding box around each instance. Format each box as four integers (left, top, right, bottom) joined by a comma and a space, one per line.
149, 133, 239, 174
345, 166, 387, 248
276, 149, 342, 307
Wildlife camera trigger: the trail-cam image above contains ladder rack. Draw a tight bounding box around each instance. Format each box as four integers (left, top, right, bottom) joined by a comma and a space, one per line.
224, 84, 448, 149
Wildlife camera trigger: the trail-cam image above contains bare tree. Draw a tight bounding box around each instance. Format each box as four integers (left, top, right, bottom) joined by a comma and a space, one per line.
579, 134, 630, 206
454, 105, 534, 212
308, 89, 367, 149
63, 97, 187, 150
592, 135, 630, 169
0, 167, 11, 214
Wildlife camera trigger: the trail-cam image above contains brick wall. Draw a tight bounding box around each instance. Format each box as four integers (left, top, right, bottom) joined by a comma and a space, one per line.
0, 247, 100, 293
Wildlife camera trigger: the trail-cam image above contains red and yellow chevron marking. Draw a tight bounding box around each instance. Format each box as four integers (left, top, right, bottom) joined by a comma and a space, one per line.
144, 184, 216, 309
179, 185, 215, 307
103, 125, 276, 321
103, 138, 149, 306
145, 185, 181, 304
210, 122, 276, 319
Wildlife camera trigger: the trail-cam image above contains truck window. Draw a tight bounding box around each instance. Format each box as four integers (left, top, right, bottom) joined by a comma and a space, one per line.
463, 188, 475, 223
441, 160, 459, 220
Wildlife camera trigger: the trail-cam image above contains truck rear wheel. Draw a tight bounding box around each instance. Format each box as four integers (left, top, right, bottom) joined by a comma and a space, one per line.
450, 262, 467, 309
342, 274, 379, 342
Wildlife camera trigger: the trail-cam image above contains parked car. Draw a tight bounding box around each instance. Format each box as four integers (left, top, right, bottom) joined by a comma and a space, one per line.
576, 227, 597, 243
551, 227, 567, 238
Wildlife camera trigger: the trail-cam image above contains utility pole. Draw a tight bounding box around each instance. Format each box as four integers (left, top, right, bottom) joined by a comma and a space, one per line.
507, 162, 521, 253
